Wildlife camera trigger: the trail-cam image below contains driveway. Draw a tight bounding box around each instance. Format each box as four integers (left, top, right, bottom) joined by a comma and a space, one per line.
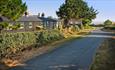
10, 30, 114, 70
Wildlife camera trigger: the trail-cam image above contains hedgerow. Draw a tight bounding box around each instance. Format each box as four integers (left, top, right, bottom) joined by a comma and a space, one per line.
0, 32, 36, 58
36, 30, 64, 45
0, 30, 64, 59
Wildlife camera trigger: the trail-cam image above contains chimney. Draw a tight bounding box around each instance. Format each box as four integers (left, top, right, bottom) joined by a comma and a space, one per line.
24, 12, 28, 17
41, 13, 45, 18
38, 13, 40, 17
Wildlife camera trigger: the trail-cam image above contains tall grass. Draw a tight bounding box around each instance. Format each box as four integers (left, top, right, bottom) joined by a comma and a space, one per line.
90, 39, 115, 70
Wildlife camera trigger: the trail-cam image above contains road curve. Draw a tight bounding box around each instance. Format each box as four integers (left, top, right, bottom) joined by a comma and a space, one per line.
10, 30, 113, 70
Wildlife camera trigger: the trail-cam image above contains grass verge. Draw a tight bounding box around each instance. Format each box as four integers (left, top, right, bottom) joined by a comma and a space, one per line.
90, 38, 115, 70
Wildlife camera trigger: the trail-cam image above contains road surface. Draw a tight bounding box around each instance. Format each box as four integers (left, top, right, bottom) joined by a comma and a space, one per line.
10, 30, 114, 70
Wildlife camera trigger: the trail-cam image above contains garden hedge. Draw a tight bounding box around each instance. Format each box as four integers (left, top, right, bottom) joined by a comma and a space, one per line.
0, 30, 64, 59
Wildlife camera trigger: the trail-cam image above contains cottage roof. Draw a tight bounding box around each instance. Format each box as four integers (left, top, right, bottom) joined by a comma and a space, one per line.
18, 15, 58, 22
18, 15, 42, 22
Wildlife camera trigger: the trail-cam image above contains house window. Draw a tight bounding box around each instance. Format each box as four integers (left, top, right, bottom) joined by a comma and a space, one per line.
20, 22, 24, 29
29, 22, 32, 28
47, 21, 49, 27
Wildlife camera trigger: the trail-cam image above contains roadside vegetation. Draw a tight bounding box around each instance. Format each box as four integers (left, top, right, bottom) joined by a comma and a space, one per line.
90, 21, 115, 70
0, 30, 64, 60
0, 0, 97, 69
104, 19, 115, 30
90, 38, 115, 70
0, 29, 91, 69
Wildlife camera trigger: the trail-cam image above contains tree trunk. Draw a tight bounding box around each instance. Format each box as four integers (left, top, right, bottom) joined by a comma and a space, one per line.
63, 19, 69, 29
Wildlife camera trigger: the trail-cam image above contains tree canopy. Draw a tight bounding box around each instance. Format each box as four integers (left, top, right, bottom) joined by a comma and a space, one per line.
56, 0, 98, 25
104, 19, 112, 26
0, 0, 27, 21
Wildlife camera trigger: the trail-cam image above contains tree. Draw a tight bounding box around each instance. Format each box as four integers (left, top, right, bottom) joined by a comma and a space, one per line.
104, 19, 112, 26
0, 0, 27, 21
56, 0, 98, 28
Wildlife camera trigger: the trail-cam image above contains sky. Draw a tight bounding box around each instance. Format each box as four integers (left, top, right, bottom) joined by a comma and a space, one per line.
23, 0, 115, 22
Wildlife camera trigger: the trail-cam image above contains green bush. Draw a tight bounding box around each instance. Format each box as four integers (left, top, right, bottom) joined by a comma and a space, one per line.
36, 30, 64, 46
0, 30, 64, 59
0, 22, 9, 32
104, 19, 112, 26
0, 32, 36, 58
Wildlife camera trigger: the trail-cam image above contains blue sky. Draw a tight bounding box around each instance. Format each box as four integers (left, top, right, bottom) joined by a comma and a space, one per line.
23, 0, 115, 22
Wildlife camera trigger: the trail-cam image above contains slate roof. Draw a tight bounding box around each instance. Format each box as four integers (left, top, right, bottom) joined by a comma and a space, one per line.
18, 15, 58, 22
17, 15, 42, 22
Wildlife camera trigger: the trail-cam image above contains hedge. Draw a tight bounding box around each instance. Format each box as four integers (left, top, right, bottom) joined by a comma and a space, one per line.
0, 32, 36, 58
36, 30, 64, 45
0, 30, 64, 59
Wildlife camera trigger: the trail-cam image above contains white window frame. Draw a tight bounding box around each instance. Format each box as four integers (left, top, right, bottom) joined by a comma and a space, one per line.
29, 22, 33, 28
20, 22, 24, 29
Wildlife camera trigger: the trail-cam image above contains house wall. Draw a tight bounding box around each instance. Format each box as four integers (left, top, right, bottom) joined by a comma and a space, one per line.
42, 21, 58, 29
32, 21, 43, 30
1, 20, 60, 33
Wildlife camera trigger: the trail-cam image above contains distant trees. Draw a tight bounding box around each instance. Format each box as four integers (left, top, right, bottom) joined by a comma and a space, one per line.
56, 0, 98, 28
104, 19, 112, 26
0, 0, 27, 21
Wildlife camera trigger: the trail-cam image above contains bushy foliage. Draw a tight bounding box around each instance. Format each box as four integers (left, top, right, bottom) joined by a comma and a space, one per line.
70, 25, 79, 32
104, 19, 112, 26
0, 0, 27, 21
56, 0, 98, 27
0, 30, 64, 59
0, 22, 9, 30
36, 30, 64, 46
9, 23, 21, 30
82, 19, 92, 26
0, 32, 36, 58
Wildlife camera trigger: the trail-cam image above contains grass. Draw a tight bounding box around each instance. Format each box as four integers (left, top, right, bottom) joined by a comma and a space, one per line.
90, 38, 115, 70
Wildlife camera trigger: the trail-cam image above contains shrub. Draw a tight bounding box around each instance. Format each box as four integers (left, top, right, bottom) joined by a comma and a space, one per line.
0, 30, 64, 59
36, 30, 64, 46
0, 32, 36, 58
104, 19, 112, 26
9, 23, 21, 30
0, 22, 9, 32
